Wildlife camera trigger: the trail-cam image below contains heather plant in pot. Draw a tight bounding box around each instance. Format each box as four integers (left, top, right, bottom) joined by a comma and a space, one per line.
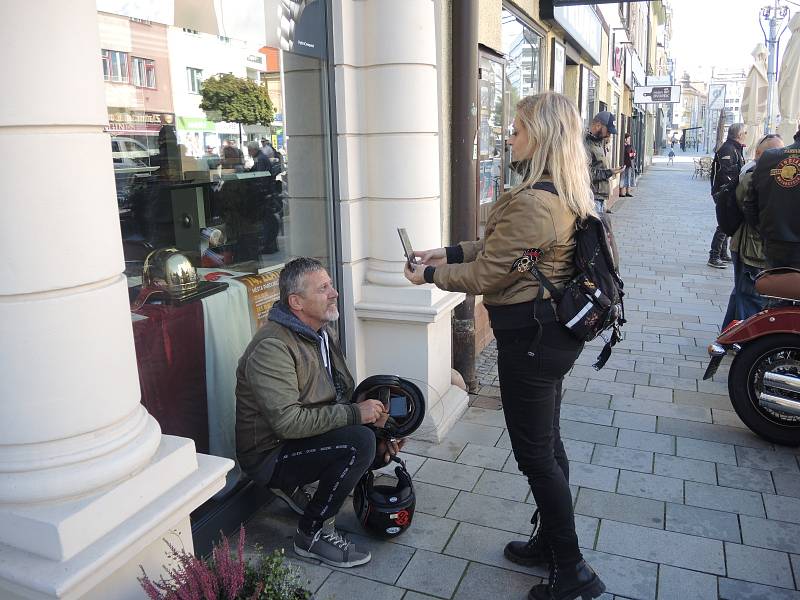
138, 526, 311, 600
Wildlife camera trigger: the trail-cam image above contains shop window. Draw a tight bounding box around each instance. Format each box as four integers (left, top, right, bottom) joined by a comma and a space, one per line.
580, 67, 599, 130
132, 57, 156, 89
101, 49, 129, 83
478, 52, 505, 236
98, 6, 337, 501
187, 67, 203, 93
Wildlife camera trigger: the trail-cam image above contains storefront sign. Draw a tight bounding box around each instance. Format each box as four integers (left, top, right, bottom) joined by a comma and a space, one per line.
553, 0, 650, 4
612, 43, 624, 80
552, 5, 602, 65
707, 84, 727, 110
106, 109, 175, 134
646, 75, 672, 86
551, 39, 566, 94
633, 85, 682, 104
236, 269, 282, 330
628, 50, 646, 88
177, 115, 215, 131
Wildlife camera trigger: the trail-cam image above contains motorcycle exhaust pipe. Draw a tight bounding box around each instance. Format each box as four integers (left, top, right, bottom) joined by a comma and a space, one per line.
759, 392, 800, 417
764, 372, 800, 394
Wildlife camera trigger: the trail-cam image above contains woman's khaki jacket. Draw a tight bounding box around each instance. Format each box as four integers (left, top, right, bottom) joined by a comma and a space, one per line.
433, 183, 577, 305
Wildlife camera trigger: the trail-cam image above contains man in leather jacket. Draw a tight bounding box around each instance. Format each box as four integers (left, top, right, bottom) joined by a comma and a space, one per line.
743, 125, 800, 268
708, 123, 747, 268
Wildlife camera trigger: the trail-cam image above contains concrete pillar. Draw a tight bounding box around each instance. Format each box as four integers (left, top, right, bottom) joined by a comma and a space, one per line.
333, 0, 468, 442
0, 2, 231, 597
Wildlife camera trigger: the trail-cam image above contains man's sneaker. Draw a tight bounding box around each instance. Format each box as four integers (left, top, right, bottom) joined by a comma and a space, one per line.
707, 257, 727, 269
721, 254, 733, 262
293, 526, 371, 568
270, 485, 311, 516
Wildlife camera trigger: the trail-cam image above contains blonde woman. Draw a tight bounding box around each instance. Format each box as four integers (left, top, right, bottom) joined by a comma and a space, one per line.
405, 92, 605, 600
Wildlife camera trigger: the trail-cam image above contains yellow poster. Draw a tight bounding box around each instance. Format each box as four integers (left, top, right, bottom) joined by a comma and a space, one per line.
236, 268, 282, 330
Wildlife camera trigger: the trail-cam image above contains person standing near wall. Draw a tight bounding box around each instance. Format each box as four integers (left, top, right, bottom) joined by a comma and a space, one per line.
586, 111, 625, 214
620, 133, 637, 197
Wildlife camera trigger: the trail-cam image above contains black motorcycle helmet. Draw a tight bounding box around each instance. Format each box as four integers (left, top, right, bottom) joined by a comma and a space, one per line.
351, 375, 426, 439
353, 457, 416, 538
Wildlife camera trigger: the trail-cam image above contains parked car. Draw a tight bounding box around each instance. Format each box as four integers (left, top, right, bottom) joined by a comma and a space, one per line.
111, 136, 159, 207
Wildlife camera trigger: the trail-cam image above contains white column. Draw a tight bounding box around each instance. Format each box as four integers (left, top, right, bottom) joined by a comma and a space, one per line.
334, 0, 468, 442
0, 2, 231, 598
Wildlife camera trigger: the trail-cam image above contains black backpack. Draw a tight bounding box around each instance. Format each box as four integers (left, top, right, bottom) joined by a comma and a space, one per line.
712, 180, 744, 236
512, 181, 626, 369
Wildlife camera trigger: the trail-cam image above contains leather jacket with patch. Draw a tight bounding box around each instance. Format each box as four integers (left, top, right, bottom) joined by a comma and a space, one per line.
744, 135, 800, 244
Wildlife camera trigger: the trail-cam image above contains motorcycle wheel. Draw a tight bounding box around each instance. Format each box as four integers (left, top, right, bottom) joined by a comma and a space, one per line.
729, 334, 800, 446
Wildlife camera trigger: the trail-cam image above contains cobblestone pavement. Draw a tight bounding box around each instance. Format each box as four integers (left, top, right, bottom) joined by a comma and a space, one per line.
245, 153, 800, 599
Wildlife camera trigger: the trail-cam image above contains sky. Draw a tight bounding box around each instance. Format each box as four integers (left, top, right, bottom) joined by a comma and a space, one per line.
669, 0, 796, 80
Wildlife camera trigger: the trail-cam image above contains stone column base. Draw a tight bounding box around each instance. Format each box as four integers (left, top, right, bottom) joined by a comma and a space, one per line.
355, 284, 469, 444
0, 436, 232, 600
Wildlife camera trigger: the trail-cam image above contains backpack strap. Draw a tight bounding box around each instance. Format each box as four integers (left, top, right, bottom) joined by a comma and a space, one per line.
527, 263, 563, 301
524, 181, 562, 300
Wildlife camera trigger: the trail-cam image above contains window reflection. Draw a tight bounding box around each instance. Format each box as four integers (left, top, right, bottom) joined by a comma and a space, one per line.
97, 0, 336, 496
97, 4, 333, 285
501, 9, 543, 190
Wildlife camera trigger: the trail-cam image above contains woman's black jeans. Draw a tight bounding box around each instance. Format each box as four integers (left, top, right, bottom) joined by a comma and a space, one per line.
494, 319, 583, 567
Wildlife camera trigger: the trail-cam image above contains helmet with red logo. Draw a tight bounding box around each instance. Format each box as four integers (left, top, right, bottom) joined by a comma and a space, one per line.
353, 457, 416, 538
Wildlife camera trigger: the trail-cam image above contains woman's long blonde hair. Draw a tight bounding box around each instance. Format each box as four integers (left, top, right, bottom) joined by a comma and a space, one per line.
512, 92, 595, 220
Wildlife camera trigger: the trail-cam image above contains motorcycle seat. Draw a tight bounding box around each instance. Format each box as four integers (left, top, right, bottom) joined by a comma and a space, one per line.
755, 267, 800, 301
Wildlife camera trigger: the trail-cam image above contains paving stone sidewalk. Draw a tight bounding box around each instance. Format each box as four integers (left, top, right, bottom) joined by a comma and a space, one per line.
245, 153, 800, 599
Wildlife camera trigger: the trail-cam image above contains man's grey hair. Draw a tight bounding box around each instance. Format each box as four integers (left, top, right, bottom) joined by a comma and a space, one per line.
728, 123, 747, 141
279, 257, 326, 304
246, 140, 261, 153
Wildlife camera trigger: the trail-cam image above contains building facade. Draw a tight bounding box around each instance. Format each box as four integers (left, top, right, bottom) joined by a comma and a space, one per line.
0, 1, 670, 597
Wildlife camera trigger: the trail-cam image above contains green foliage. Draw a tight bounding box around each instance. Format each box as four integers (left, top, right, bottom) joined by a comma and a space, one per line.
199, 73, 275, 126
240, 547, 312, 600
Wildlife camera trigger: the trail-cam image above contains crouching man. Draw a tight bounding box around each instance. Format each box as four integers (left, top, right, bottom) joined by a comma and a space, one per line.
236, 257, 401, 567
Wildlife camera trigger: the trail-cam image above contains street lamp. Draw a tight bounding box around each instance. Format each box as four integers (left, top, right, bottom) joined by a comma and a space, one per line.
760, 1, 790, 133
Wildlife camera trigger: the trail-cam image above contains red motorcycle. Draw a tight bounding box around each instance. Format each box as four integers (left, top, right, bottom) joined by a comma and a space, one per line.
704, 268, 800, 446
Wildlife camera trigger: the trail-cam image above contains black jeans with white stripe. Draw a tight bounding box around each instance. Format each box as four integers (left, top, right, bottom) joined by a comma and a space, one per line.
267, 424, 376, 534
494, 320, 584, 567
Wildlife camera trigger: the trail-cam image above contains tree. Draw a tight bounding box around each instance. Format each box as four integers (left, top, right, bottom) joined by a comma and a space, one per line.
199, 73, 275, 142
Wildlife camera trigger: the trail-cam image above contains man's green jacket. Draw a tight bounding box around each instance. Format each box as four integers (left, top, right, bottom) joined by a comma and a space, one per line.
235, 302, 359, 477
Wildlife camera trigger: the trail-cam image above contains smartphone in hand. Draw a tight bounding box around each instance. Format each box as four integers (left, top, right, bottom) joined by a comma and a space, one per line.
398, 228, 417, 269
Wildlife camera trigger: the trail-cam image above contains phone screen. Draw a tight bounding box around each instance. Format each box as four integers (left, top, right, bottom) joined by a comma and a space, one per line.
389, 395, 409, 418
397, 228, 416, 268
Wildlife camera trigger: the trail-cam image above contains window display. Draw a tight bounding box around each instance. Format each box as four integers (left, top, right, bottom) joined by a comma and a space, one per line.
96, 0, 337, 497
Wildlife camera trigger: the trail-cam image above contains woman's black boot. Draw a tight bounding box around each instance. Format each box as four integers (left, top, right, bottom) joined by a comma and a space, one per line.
528, 550, 606, 600
504, 509, 550, 567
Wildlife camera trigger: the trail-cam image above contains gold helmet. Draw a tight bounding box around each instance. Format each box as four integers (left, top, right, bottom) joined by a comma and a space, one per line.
142, 248, 198, 298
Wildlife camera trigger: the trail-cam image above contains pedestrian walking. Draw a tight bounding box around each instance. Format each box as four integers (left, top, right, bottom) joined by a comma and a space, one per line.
708, 123, 747, 269
722, 134, 784, 328
404, 92, 606, 600
668, 149, 675, 165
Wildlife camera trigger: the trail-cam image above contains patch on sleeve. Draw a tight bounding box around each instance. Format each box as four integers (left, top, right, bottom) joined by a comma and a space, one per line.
511, 248, 544, 273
